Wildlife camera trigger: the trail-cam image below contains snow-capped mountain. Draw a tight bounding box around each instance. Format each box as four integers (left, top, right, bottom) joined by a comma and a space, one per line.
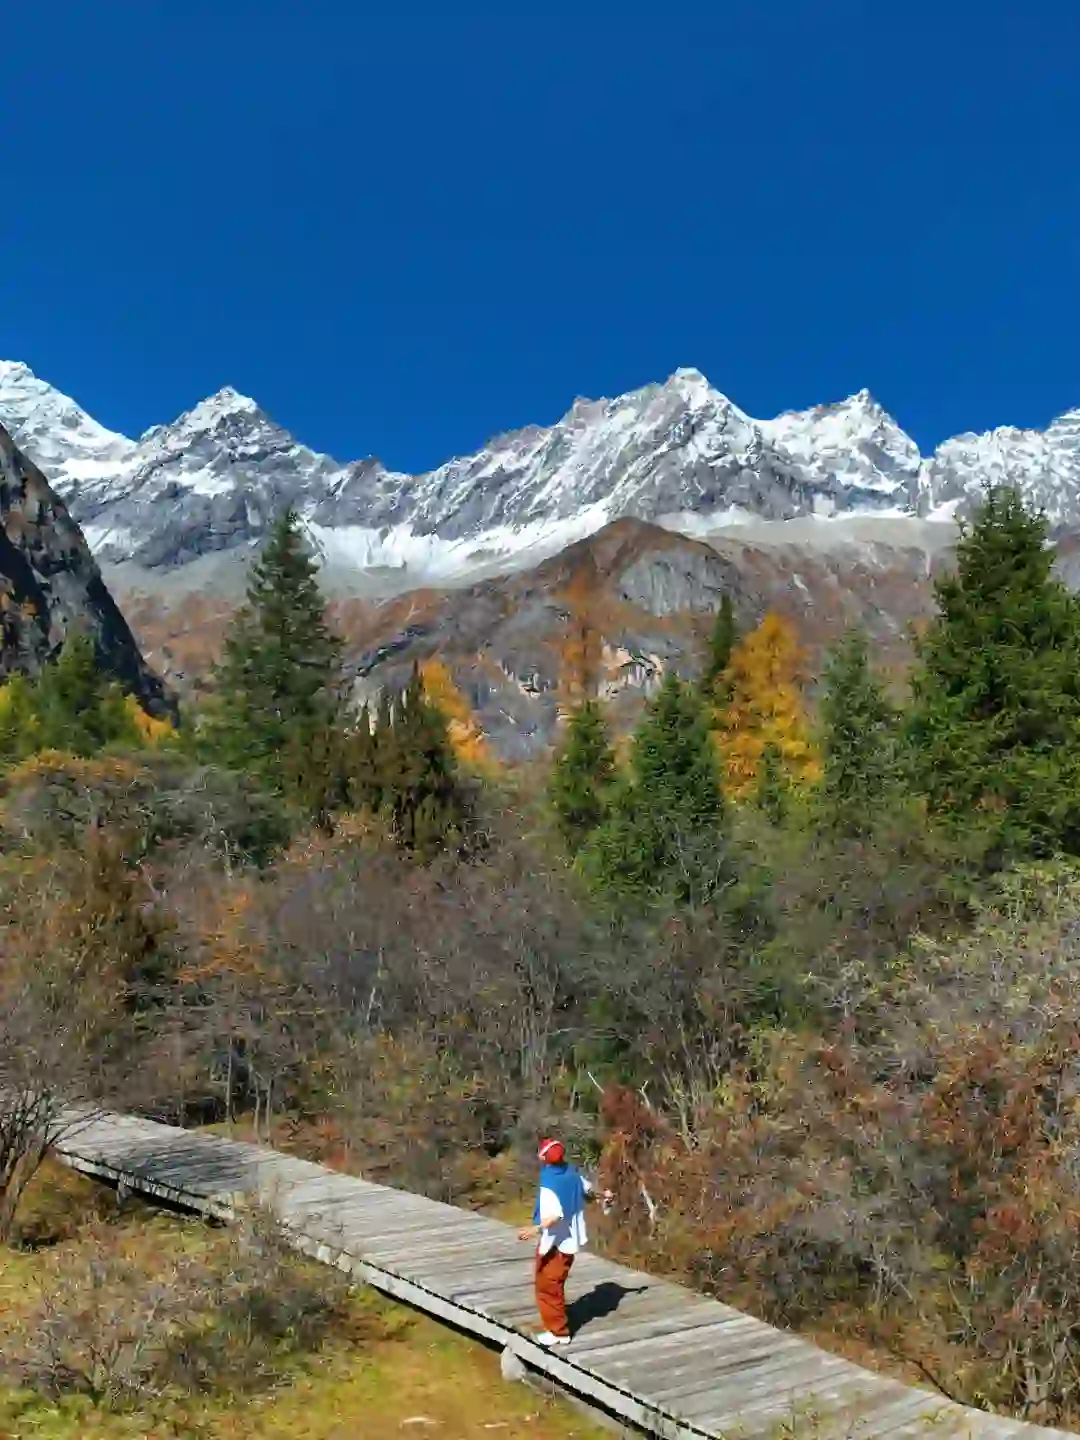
918, 409, 1080, 524
0, 360, 138, 486
1, 359, 1077, 589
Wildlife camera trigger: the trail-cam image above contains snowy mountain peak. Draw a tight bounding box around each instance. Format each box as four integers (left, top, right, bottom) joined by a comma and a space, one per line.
142, 385, 264, 445
0, 360, 137, 487
1, 358, 1078, 584
667, 366, 714, 397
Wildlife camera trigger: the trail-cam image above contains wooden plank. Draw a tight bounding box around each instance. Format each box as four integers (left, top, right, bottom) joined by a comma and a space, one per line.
54, 1113, 1080, 1440
570, 1309, 755, 1357
575, 1315, 768, 1370
654, 1346, 866, 1413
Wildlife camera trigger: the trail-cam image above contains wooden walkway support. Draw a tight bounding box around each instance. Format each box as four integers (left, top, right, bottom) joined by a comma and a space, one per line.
54, 1111, 1074, 1440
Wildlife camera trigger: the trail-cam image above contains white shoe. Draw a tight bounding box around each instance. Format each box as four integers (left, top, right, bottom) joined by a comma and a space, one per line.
534, 1331, 571, 1347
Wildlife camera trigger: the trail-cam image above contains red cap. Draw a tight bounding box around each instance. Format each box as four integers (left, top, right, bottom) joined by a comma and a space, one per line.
538, 1137, 565, 1164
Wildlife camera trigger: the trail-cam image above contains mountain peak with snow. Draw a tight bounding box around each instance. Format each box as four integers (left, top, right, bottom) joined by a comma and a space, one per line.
0, 358, 1078, 582
169, 385, 262, 431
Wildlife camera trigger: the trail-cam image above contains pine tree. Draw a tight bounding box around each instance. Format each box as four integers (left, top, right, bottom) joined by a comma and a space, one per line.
347, 701, 379, 811
549, 698, 616, 851
701, 594, 738, 699
755, 741, 790, 825
32, 633, 139, 757
818, 629, 900, 835
377, 666, 470, 858
0, 674, 40, 763
907, 486, 1080, 859
0, 637, 168, 768
717, 611, 820, 799
370, 687, 398, 815
205, 511, 345, 814
584, 673, 727, 908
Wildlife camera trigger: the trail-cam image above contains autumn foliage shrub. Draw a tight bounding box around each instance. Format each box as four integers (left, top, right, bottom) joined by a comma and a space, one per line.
592, 865, 1080, 1423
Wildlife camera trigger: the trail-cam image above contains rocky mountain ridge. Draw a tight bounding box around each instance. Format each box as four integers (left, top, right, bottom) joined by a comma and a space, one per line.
0, 418, 168, 711
3, 360, 1078, 591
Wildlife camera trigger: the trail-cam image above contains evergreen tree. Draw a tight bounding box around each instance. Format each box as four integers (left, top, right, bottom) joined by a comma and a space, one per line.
375, 666, 470, 858
549, 698, 616, 852
584, 673, 727, 908
205, 511, 345, 814
818, 629, 900, 835
907, 486, 1080, 859
701, 594, 738, 699
0, 674, 40, 763
369, 687, 398, 815
28, 634, 138, 758
0, 637, 170, 768
347, 701, 379, 811
755, 741, 790, 825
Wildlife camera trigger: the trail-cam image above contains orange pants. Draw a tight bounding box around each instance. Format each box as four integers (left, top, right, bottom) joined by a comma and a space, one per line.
534, 1247, 574, 1336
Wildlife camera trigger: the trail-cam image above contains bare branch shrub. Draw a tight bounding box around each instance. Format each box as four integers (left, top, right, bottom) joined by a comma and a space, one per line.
9, 1208, 352, 1409
0, 831, 173, 1241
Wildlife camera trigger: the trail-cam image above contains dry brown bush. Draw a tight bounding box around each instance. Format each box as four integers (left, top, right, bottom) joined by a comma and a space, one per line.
595, 864, 1080, 1424
0, 831, 174, 1241
8, 1208, 351, 1410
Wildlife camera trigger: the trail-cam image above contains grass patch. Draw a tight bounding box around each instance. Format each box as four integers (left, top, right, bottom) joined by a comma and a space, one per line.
0, 1163, 606, 1440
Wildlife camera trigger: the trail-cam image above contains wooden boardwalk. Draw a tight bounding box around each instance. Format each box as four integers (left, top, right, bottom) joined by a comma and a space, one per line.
54, 1111, 1074, 1440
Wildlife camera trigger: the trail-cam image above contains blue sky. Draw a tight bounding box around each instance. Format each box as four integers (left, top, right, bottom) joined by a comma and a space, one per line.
2, 0, 1077, 471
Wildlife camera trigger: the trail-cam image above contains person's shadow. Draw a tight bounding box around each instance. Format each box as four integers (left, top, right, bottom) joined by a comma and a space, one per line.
568, 1280, 649, 1335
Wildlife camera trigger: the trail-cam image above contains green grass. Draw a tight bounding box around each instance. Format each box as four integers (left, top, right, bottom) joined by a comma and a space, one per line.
0, 1163, 608, 1440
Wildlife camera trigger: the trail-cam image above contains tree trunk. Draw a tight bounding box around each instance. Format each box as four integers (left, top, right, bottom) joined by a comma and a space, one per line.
0, 1133, 48, 1244
225, 1040, 235, 1133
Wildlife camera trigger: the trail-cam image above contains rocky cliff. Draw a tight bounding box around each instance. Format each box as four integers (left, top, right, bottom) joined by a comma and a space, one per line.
0, 421, 169, 713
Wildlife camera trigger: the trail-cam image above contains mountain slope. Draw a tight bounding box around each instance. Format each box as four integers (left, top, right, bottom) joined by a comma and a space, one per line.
3, 361, 1076, 595
122, 514, 951, 759
0, 418, 168, 712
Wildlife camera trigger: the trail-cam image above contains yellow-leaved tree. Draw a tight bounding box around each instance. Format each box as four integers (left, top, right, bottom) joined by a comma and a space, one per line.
123, 693, 175, 747
716, 611, 820, 799
418, 658, 492, 771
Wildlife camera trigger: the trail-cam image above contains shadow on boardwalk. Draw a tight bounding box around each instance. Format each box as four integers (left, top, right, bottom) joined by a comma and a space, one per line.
55, 1113, 1080, 1440
569, 1279, 650, 1334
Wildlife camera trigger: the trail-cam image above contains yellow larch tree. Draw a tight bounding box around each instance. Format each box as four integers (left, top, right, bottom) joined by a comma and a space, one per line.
419, 657, 493, 772
555, 563, 604, 710
716, 611, 821, 799
124, 693, 175, 746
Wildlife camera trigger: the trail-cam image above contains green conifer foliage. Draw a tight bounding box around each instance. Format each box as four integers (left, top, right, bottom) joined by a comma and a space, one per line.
0, 633, 140, 762
346, 701, 379, 811
908, 486, 1080, 859
819, 629, 900, 835
755, 741, 790, 825
549, 698, 616, 852
701, 593, 738, 699
584, 672, 727, 908
205, 511, 345, 814
0, 673, 40, 763
361, 666, 469, 858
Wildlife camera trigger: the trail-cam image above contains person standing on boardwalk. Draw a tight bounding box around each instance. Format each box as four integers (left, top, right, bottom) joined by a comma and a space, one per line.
517, 1136, 610, 1346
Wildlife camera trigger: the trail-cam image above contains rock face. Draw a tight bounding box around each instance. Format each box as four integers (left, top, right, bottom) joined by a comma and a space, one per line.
123, 515, 950, 761
0, 421, 169, 712
3, 359, 1077, 592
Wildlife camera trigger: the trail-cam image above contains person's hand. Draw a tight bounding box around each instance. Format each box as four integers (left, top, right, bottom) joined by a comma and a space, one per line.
518, 1224, 539, 1242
